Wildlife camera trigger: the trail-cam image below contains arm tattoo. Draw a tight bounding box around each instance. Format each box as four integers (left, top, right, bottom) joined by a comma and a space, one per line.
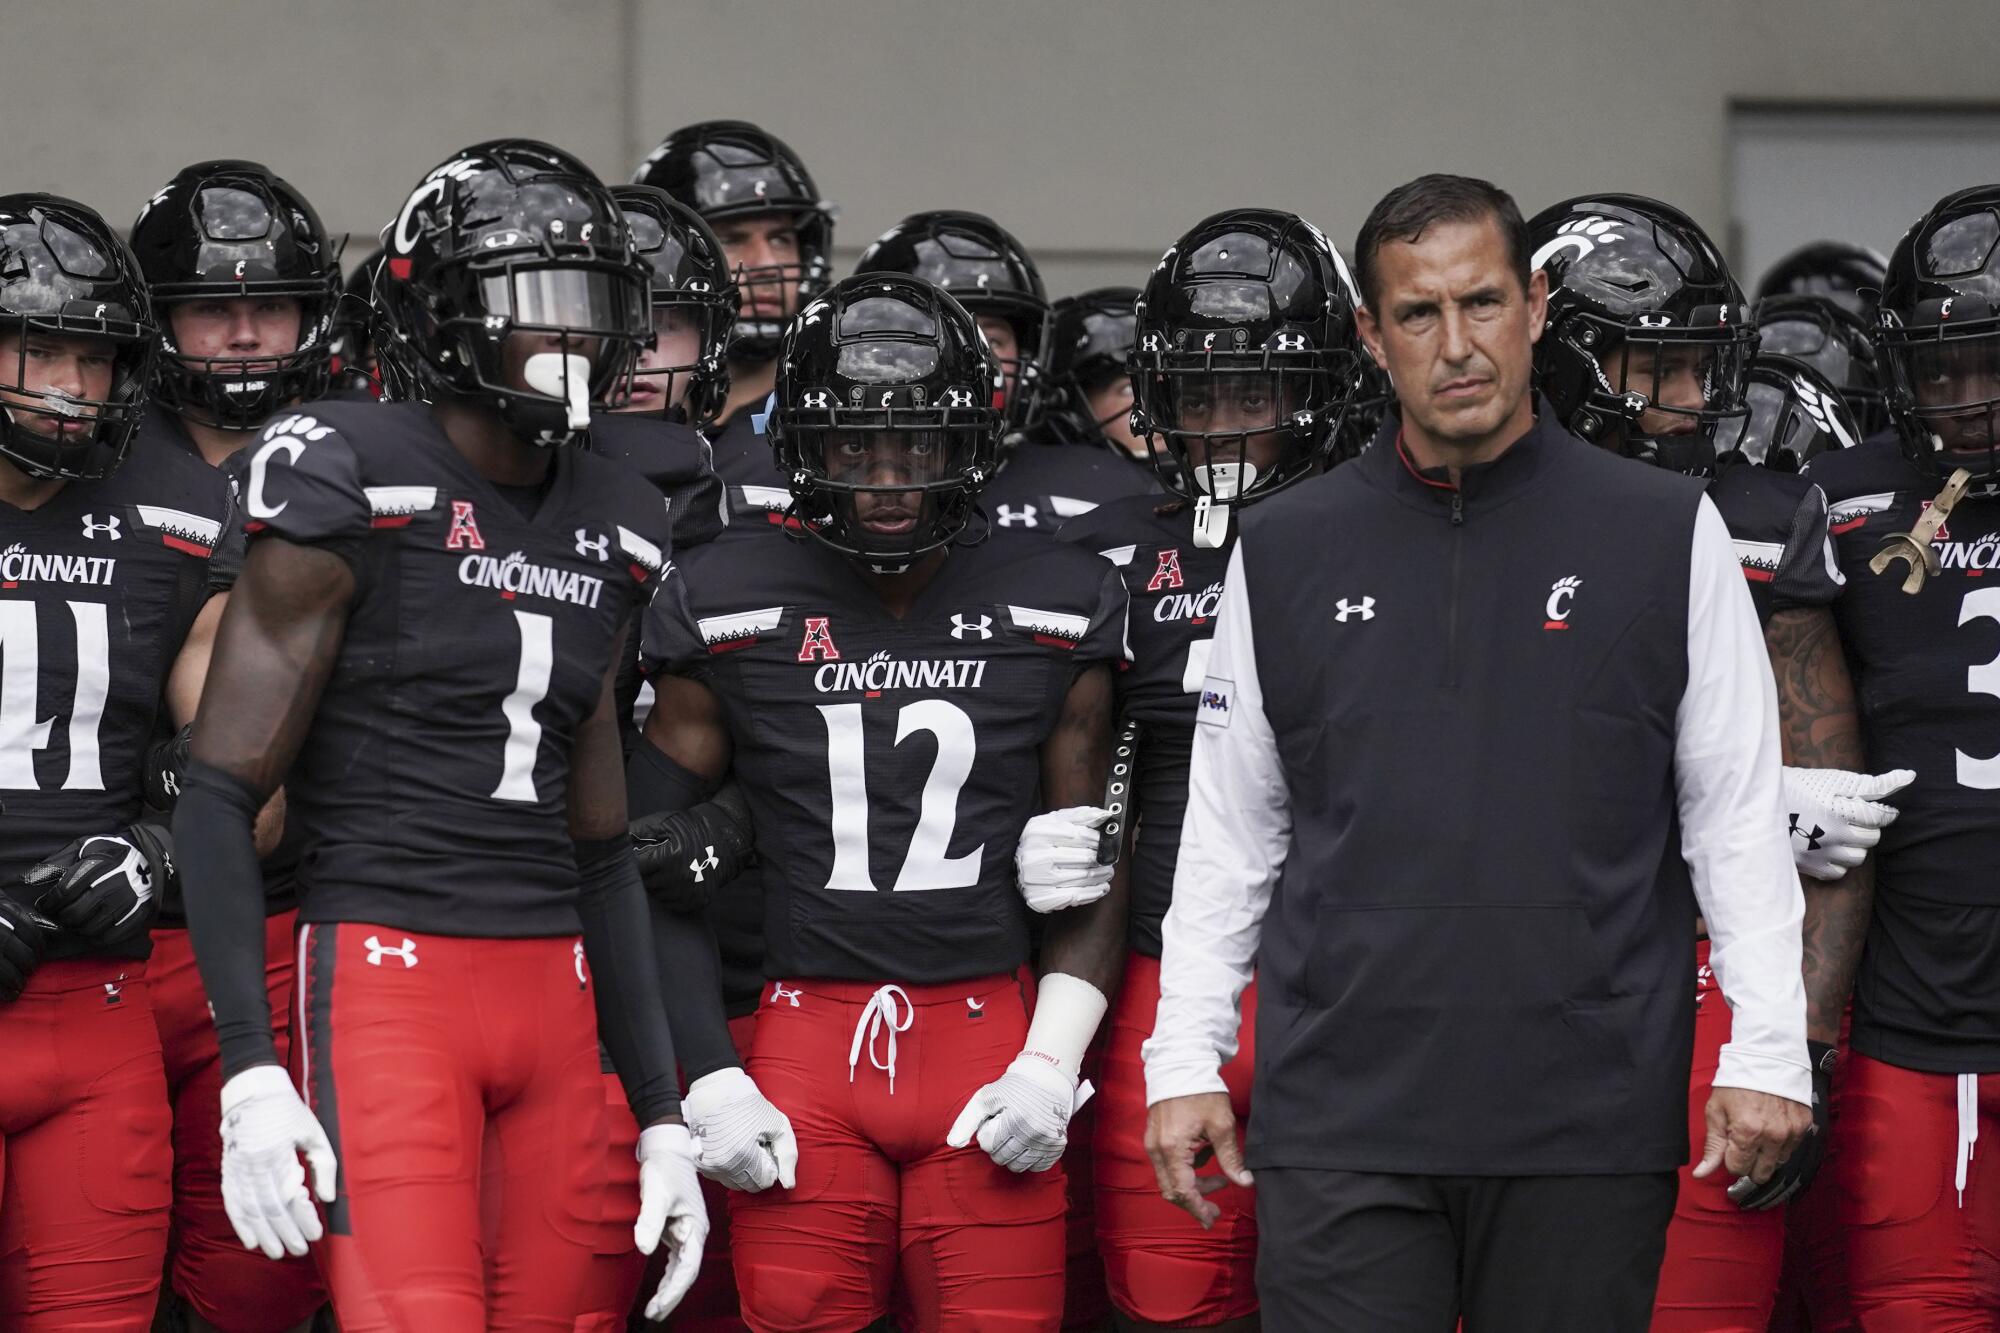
1764, 606, 1873, 1043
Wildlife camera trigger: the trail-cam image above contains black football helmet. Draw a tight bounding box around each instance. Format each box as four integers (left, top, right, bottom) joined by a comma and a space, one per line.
1046, 285, 1138, 449
373, 140, 651, 447
611, 185, 738, 429
128, 161, 339, 430
0, 195, 155, 480
631, 121, 834, 362
1129, 208, 1365, 522
1877, 184, 2000, 486
1756, 240, 1889, 320
853, 211, 1050, 438
1529, 194, 1757, 475
1753, 295, 1886, 436
1713, 357, 1860, 472
768, 273, 1000, 567
329, 247, 384, 395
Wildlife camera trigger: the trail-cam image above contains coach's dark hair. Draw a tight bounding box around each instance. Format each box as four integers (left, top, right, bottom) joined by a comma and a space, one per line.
1354, 174, 1530, 310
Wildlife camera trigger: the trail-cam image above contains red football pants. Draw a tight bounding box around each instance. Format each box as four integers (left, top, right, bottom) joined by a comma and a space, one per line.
1651, 939, 1786, 1332
1092, 950, 1259, 1328
575, 1010, 759, 1333
0, 959, 171, 1331
294, 923, 609, 1332
1833, 1053, 2000, 1331
730, 973, 1066, 1333
152, 911, 324, 1331
1767, 1006, 1858, 1333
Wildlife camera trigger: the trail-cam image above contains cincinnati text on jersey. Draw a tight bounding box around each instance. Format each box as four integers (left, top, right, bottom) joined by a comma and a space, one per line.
457, 549, 606, 608
0, 543, 117, 588
1154, 581, 1224, 623
1928, 529, 2000, 574
812, 649, 990, 695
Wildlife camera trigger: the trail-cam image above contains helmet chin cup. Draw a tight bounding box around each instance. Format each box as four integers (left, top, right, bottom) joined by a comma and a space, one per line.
524, 351, 593, 432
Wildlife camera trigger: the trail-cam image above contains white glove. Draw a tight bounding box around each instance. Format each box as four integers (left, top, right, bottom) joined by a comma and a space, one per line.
946, 1052, 1081, 1173
1781, 766, 1915, 882
682, 1067, 798, 1193
634, 1123, 709, 1321
1016, 806, 1114, 914
217, 1065, 336, 1260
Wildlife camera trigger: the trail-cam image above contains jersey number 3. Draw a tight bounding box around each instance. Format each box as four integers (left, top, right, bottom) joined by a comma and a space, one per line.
1959, 587, 2000, 788
818, 699, 982, 892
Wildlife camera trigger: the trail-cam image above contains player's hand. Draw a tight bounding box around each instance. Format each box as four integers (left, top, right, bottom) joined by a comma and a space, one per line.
218, 1065, 337, 1260
1015, 806, 1114, 914
1781, 766, 1914, 881
630, 799, 756, 914
20, 824, 173, 944
145, 722, 194, 812
1694, 1085, 1812, 1190
947, 1053, 1081, 1173
1146, 1091, 1253, 1229
682, 1066, 798, 1192
634, 1123, 709, 1321
1732, 1041, 1837, 1210
0, 895, 55, 1003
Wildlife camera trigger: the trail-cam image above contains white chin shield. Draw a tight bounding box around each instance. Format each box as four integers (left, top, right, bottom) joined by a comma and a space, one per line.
523, 352, 593, 433
1190, 460, 1258, 549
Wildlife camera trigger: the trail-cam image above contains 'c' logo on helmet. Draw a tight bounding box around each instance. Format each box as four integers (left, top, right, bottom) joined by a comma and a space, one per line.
392, 176, 451, 256
1530, 216, 1623, 272
233, 259, 247, 279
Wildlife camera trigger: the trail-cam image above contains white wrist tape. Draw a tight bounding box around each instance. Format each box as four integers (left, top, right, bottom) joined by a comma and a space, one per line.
1021, 972, 1109, 1080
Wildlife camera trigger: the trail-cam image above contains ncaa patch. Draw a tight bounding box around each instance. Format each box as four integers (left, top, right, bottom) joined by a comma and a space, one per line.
1197, 676, 1234, 729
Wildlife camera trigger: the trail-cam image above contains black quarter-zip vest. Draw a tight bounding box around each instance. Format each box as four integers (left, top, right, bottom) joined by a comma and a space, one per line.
1240, 402, 1706, 1174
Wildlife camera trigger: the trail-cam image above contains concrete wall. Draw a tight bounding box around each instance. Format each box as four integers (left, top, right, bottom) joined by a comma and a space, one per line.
7, 0, 1997, 294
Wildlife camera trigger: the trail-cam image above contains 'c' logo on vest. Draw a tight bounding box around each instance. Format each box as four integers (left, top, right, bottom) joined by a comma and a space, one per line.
797, 615, 841, 663
1544, 576, 1581, 630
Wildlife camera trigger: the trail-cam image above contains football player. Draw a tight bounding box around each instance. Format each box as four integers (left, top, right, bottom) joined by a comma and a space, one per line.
126, 157, 339, 1333
637, 272, 1130, 1331
1756, 239, 1891, 322
631, 120, 835, 493
1528, 193, 1906, 1332
171, 141, 704, 1329
0, 195, 238, 1331
855, 211, 1155, 535
1756, 293, 1889, 437
1805, 183, 2000, 1330
1061, 208, 1366, 1332
1045, 286, 1148, 462
327, 249, 385, 399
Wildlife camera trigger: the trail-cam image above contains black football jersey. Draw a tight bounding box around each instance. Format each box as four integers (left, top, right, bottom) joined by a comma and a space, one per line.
1, 436, 240, 960
706, 401, 788, 489
1061, 495, 1234, 957
977, 432, 1159, 536
1808, 433, 2000, 1071
587, 415, 728, 551
1705, 465, 1844, 626
240, 400, 671, 938
643, 527, 1129, 982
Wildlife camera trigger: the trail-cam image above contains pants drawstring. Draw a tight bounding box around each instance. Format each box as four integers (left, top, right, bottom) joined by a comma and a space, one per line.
1956, 1072, 1979, 1208
848, 984, 914, 1094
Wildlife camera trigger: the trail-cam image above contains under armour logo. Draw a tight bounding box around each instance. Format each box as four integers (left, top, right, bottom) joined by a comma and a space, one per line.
364, 935, 419, 968
772, 985, 802, 1007
80, 514, 121, 540
689, 846, 721, 882
1271, 331, 1306, 352
1789, 816, 1826, 850
996, 503, 1038, 528
160, 771, 180, 798
1335, 596, 1376, 622
951, 613, 993, 640
801, 389, 832, 409
573, 940, 587, 987
574, 529, 610, 562
942, 386, 974, 407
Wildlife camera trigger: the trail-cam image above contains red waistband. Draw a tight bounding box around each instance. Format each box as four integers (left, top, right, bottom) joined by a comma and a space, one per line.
21, 957, 149, 995
770, 971, 1028, 1007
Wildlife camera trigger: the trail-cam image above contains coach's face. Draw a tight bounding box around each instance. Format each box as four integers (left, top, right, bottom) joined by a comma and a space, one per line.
1358, 216, 1546, 450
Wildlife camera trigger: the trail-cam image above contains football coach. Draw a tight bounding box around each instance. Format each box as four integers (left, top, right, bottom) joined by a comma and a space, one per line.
1140, 174, 1813, 1332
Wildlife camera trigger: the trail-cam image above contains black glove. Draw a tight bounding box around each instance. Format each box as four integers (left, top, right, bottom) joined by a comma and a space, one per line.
145, 723, 194, 812
1733, 1040, 1836, 1211
20, 823, 174, 946
0, 895, 54, 1002
629, 785, 756, 913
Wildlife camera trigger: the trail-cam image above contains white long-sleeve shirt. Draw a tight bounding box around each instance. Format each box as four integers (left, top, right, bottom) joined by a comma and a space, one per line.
1142, 495, 1812, 1109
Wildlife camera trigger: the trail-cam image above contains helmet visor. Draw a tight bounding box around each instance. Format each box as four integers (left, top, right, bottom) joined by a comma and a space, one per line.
481, 267, 632, 333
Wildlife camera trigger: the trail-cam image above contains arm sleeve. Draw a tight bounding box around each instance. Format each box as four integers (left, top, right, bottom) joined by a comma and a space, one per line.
1676, 494, 1813, 1106
174, 759, 280, 1077
1141, 543, 1289, 1105
574, 833, 683, 1124
628, 737, 744, 1082
1767, 483, 1845, 616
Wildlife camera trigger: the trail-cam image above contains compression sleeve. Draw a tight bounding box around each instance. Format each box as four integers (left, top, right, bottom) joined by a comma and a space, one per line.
575, 832, 683, 1124
174, 759, 279, 1077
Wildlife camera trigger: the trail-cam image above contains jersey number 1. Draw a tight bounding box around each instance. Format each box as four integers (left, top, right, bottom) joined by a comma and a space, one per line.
0, 600, 110, 791
818, 699, 982, 891
493, 609, 554, 802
